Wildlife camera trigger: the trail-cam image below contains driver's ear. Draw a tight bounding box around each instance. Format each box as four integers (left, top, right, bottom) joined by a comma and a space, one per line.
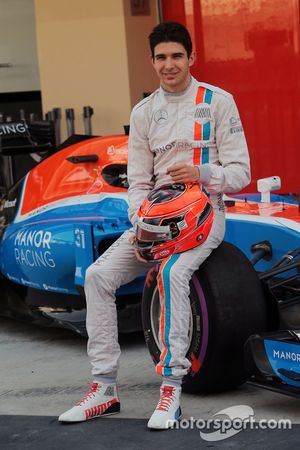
189, 51, 196, 67
149, 53, 155, 67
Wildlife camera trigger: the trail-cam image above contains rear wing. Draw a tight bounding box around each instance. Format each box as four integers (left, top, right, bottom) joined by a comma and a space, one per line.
0, 120, 55, 192
0, 121, 55, 155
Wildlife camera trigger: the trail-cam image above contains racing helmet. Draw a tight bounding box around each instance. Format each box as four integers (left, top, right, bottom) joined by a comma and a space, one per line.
135, 183, 214, 261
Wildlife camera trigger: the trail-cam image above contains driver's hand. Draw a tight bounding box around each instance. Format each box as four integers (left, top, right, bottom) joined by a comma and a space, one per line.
129, 234, 148, 263
166, 163, 199, 183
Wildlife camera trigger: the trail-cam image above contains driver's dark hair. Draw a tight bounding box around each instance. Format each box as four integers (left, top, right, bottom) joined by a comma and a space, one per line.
148, 22, 192, 58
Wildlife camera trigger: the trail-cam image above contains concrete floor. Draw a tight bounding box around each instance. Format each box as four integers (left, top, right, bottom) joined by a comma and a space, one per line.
0, 317, 299, 424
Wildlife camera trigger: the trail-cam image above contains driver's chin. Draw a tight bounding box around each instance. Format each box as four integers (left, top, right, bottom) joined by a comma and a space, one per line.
161, 77, 180, 89
162, 79, 186, 93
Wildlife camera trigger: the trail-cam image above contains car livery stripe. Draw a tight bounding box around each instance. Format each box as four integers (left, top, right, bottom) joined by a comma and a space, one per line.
13, 192, 129, 223
156, 253, 180, 377
226, 212, 300, 232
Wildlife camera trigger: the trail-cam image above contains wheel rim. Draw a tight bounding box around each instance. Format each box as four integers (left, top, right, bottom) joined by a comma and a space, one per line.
149, 285, 194, 352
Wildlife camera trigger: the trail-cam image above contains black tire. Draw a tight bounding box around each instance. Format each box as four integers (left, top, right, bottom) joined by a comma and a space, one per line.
142, 241, 270, 393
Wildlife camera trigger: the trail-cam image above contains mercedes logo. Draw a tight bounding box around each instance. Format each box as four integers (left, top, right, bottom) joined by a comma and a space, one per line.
154, 109, 168, 124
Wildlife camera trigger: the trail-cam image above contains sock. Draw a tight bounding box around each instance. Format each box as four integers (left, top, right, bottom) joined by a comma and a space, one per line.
93, 371, 117, 386
162, 376, 182, 388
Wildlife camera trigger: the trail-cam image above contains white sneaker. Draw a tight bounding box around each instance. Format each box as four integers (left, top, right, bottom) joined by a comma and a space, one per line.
58, 383, 120, 422
147, 384, 182, 430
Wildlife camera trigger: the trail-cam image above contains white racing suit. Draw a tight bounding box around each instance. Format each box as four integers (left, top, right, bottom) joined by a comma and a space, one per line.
85, 76, 250, 380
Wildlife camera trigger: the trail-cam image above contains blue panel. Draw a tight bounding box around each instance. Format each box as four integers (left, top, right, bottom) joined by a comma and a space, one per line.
0, 195, 136, 296
224, 218, 300, 272
1, 223, 77, 294
264, 339, 300, 387
74, 224, 94, 287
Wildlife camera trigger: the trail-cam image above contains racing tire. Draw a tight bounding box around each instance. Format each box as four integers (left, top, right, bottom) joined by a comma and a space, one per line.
142, 241, 269, 393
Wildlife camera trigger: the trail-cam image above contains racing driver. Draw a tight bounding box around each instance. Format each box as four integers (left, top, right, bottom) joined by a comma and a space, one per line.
59, 21, 250, 429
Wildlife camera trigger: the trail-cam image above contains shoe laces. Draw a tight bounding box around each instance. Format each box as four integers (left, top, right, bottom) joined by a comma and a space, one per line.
156, 386, 176, 412
76, 383, 100, 406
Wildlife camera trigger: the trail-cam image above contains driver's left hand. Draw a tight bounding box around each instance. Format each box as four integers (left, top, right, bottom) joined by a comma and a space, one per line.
166, 163, 199, 183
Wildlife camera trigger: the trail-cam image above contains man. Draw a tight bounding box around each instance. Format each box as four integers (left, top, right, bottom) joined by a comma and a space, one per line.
59, 22, 250, 429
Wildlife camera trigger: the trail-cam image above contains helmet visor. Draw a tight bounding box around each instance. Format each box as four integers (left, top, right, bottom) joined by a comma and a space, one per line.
136, 221, 172, 243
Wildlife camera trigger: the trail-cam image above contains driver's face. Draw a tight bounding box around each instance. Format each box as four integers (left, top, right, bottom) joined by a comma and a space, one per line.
151, 42, 195, 93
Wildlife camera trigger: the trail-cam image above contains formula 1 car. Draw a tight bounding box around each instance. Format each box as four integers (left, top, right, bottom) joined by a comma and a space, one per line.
0, 121, 144, 334
0, 121, 299, 398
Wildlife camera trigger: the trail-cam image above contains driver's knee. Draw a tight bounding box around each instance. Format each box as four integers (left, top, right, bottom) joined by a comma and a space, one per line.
157, 258, 190, 291
85, 263, 117, 293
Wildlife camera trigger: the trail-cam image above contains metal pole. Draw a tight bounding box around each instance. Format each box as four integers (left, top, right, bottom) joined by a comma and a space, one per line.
83, 106, 94, 135
52, 107, 62, 146
65, 108, 75, 137
19, 109, 26, 120
29, 113, 38, 122
45, 111, 55, 121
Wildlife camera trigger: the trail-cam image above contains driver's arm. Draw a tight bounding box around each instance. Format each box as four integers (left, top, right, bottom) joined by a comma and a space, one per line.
127, 104, 155, 226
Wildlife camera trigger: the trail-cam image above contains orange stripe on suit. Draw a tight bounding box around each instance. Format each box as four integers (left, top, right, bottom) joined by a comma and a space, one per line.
193, 86, 206, 165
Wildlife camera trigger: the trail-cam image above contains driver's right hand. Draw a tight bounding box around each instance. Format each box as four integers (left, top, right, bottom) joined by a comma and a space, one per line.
129, 233, 149, 263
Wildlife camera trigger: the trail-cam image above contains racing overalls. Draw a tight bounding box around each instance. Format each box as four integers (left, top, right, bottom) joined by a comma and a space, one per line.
85, 76, 250, 381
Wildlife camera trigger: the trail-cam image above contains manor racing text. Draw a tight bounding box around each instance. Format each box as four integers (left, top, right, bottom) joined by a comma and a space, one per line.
14, 229, 55, 268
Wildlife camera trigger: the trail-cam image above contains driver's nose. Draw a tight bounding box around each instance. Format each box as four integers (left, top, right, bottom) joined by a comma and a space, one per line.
164, 57, 174, 70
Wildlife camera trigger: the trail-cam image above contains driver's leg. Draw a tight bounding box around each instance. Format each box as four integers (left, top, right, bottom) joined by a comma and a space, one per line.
58, 229, 153, 422
85, 229, 152, 378
148, 212, 225, 429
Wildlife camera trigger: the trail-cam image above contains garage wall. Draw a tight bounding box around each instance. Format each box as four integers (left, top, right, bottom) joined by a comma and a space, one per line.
34, 0, 159, 140
0, 0, 40, 94
123, 0, 160, 107
34, 0, 131, 139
